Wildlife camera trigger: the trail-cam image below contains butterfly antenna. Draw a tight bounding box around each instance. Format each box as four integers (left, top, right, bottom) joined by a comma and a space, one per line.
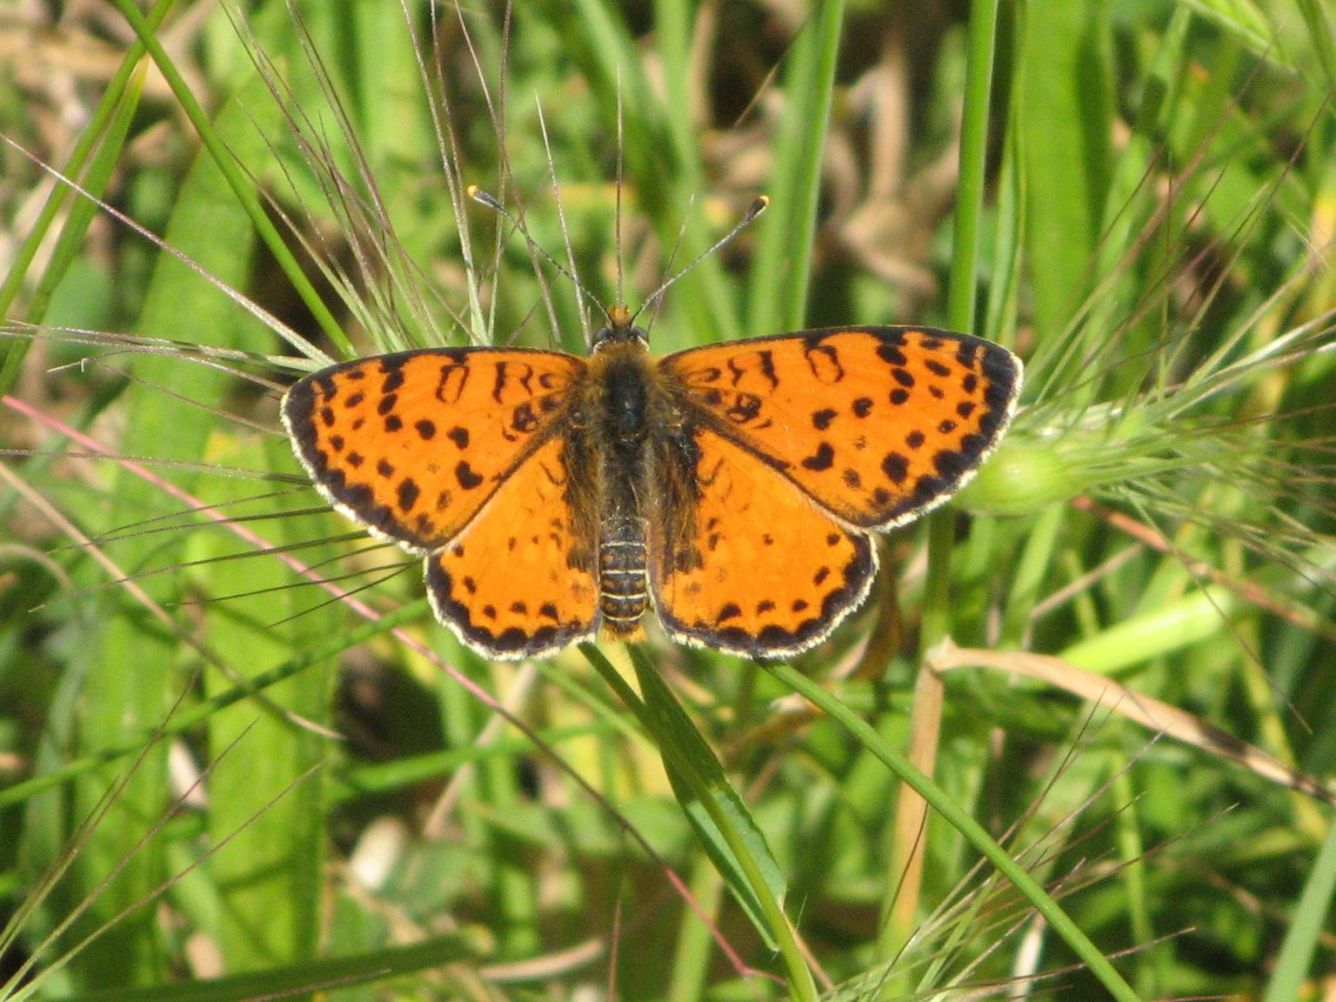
615, 73, 625, 311
536, 100, 596, 345
466, 184, 614, 332
641, 197, 694, 338
629, 195, 770, 327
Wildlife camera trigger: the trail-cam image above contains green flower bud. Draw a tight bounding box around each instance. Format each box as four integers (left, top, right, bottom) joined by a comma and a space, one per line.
954, 439, 1079, 517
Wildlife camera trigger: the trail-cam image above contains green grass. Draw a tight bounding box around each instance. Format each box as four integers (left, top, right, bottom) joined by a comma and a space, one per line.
2, 1, 1334, 999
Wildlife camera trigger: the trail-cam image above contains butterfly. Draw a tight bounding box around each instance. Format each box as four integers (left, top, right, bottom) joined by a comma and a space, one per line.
282, 310, 1021, 660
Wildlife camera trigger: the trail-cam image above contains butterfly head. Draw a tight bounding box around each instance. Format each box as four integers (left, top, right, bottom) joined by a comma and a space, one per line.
592, 303, 649, 351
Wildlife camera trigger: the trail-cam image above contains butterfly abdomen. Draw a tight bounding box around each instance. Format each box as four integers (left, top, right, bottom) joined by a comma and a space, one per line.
597, 523, 649, 637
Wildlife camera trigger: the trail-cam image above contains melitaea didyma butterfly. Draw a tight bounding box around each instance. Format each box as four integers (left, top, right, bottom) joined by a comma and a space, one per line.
282, 292, 1021, 659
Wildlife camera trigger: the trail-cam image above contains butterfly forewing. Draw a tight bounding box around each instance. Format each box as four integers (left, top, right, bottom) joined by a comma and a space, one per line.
282, 348, 584, 552
659, 327, 1021, 529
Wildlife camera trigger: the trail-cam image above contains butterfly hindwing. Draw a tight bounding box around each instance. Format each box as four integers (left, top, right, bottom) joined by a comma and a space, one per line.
282, 347, 584, 551
426, 436, 599, 659
649, 426, 877, 657
660, 327, 1021, 529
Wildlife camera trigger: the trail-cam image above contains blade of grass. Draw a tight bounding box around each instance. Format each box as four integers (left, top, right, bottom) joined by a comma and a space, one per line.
1262, 792, 1336, 1002
882, 0, 1001, 975
764, 659, 1141, 1002
945, 0, 1000, 336
1018, 0, 1112, 344
0, 0, 175, 394
0, 603, 423, 812
108, 0, 350, 355
1296, 0, 1336, 94
65, 65, 284, 986
200, 435, 336, 971
47, 934, 481, 1001
531, 0, 742, 347
478, 660, 543, 958
582, 643, 815, 1000
652, 0, 742, 346
747, 0, 846, 336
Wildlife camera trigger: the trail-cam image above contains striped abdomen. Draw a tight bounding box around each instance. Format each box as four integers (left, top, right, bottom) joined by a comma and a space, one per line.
599, 519, 649, 636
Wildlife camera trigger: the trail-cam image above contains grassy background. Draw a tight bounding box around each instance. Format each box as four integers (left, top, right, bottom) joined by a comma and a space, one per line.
1, 0, 1334, 999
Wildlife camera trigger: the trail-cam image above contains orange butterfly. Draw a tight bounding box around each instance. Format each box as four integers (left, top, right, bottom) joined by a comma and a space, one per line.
282, 310, 1021, 659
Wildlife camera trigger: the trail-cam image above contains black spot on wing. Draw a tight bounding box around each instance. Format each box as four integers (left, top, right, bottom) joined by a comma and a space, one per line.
801, 443, 835, 471
510, 403, 540, 433
726, 393, 763, 424
379, 359, 406, 394
933, 450, 969, 481
882, 453, 909, 484
877, 343, 908, 367
397, 477, 420, 512
456, 461, 484, 489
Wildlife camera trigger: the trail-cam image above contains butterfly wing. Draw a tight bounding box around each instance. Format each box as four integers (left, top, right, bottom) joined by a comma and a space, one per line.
426, 436, 599, 658
283, 347, 598, 658
659, 327, 1021, 529
282, 347, 585, 552
648, 426, 877, 657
